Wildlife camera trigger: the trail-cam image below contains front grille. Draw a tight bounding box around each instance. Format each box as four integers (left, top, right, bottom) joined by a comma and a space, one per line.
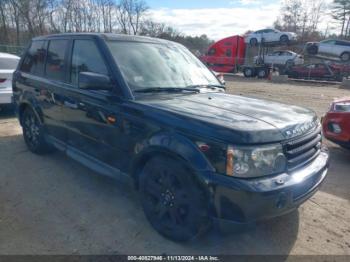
284, 126, 322, 171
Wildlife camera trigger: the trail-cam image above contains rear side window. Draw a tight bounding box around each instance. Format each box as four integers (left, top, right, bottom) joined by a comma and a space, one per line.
20, 41, 46, 75
46, 40, 68, 81
70, 40, 108, 86
0, 58, 19, 70
336, 41, 350, 47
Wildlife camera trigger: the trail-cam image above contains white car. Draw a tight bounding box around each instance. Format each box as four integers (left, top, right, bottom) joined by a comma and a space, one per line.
306, 39, 350, 61
245, 29, 297, 46
254, 50, 304, 66
0, 52, 20, 107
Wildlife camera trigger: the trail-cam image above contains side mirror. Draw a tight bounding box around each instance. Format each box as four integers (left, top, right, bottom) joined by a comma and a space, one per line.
212, 71, 225, 85
78, 72, 112, 90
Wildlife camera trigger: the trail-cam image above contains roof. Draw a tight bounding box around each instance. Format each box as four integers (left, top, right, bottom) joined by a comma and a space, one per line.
32, 33, 174, 45
0, 52, 20, 59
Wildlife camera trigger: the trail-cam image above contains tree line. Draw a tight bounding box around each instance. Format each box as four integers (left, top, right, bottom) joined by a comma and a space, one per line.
274, 0, 350, 41
0, 0, 212, 54
1, 0, 349, 55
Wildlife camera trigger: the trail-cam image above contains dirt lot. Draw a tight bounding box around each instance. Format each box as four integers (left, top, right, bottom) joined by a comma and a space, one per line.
0, 77, 349, 255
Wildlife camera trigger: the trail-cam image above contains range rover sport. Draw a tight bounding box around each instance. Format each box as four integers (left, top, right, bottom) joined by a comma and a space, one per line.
13, 33, 329, 241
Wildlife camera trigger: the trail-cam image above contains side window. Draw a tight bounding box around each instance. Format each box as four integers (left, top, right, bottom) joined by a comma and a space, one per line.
46, 40, 68, 81
70, 40, 108, 86
20, 41, 46, 75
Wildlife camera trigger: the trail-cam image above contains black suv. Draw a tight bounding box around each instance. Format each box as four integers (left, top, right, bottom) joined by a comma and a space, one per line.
13, 33, 329, 241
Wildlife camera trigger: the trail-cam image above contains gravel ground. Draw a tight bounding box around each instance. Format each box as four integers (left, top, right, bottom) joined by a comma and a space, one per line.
0, 77, 349, 255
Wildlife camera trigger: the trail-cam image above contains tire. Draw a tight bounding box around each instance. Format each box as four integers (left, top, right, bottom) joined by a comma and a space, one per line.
22, 108, 52, 154
280, 35, 289, 44
139, 156, 210, 242
243, 67, 255, 77
307, 45, 318, 55
286, 59, 294, 67
340, 52, 350, 62
257, 68, 268, 78
250, 38, 258, 46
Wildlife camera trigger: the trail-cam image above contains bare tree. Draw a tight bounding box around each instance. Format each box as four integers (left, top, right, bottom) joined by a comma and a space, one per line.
116, 0, 148, 35
274, 0, 326, 41
331, 0, 350, 38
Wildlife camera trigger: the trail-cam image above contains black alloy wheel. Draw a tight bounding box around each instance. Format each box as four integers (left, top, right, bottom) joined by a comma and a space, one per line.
22, 108, 52, 154
139, 156, 210, 241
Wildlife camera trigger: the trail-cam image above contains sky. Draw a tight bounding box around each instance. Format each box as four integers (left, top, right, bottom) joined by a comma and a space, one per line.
146, 0, 333, 40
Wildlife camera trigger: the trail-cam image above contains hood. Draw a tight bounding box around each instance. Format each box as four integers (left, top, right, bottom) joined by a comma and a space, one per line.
138, 92, 318, 144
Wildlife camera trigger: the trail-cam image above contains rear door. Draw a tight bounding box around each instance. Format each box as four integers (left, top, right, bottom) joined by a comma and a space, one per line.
41, 39, 70, 142
15, 40, 68, 141
319, 40, 336, 55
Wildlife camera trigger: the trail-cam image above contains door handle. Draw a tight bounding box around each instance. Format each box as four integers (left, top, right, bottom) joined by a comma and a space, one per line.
64, 101, 78, 109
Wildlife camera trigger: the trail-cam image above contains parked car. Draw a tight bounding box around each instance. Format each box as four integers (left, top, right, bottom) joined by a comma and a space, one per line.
254, 50, 304, 66
13, 33, 329, 241
306, 39, 350, 61
245, 29, 297, 46
287, 63, 342, 81
0, 52, 20, 107
322, 97, 350, 149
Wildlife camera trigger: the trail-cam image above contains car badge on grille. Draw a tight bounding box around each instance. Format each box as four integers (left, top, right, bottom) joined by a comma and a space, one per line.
284, 120, 318, 138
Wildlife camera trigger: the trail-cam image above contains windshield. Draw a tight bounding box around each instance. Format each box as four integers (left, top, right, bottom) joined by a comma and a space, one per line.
107, 41, 220, 91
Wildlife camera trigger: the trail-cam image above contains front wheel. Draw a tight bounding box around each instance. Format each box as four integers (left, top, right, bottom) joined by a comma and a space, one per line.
139, 156, 210, 241
280, 35, 289, 44
22, 108, 53, 154
243, 67, 255, 77
340, 52, 350, 62
286, 59, 294, 67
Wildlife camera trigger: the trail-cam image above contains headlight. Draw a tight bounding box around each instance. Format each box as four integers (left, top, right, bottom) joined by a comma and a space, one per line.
226, 144, 286, 178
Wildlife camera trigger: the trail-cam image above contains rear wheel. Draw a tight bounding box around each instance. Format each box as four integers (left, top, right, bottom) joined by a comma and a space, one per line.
250, 38, 258, 46
22, 108, 52, 154
340, 52, 350, 62
139, 156, 210, 241
257, 68, 268, 78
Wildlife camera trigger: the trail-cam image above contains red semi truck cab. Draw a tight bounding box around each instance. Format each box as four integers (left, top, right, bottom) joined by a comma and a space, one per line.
201, 35, 246, 73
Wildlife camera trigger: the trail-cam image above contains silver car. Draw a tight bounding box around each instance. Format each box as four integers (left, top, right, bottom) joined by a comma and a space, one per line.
254, 50, 304, 66
306, 39, 350, 61
0, 52, 20, 107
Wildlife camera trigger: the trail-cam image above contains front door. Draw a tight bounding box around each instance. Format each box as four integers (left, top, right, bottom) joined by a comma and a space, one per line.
61, 39, 124, 170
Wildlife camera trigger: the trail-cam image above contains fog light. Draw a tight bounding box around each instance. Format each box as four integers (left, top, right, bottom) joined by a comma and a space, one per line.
331, 123, 342, 134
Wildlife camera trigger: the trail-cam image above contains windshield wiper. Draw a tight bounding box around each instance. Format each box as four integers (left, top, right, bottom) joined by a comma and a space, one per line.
186, 84, 225, 90
134, 87, 200, 93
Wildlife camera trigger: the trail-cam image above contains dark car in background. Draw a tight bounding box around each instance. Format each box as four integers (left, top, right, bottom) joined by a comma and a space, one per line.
287, 63, 343, 81
13, 33, 329, 241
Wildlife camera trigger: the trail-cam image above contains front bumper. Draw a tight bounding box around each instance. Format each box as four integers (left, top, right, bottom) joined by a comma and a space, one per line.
208, 149, 329, 223
0, 90, 13, 105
